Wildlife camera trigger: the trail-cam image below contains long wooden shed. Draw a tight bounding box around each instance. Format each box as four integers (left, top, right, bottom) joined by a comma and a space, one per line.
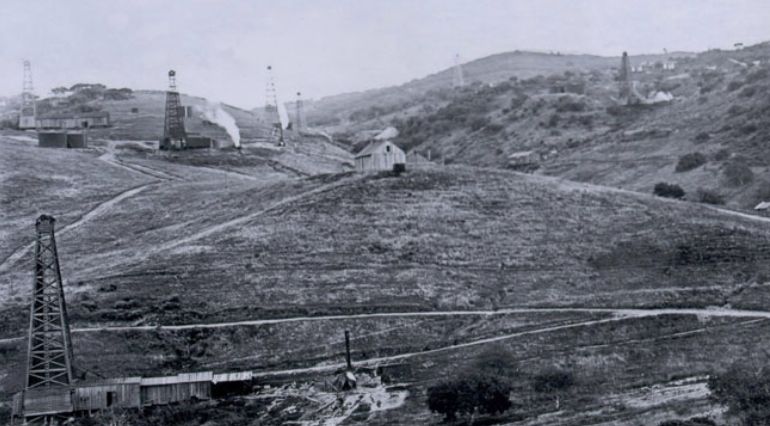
140, 372, 213, 406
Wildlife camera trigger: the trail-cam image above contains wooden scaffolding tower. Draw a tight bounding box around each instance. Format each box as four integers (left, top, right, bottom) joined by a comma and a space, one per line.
23, 215, 75, 425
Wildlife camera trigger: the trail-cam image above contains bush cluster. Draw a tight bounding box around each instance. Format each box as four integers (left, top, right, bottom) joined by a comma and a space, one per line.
697, 189, 725, 205
723, 159, 754, 186
427, 375, 512, 422
675, 152, 707, 172
653, 182, 686, 199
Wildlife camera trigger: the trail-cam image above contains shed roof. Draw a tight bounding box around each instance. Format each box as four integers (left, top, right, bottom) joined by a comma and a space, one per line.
755, 201, 770, 210
141, 371, 212, 386
80, 377, 142, 387
508, 150, 534, 159
212, 371, 253, 383
355, 140, 403, 158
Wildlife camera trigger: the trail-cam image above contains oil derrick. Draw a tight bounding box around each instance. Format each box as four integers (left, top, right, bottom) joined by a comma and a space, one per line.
23, 215, 75, 424
19, 60, 37, 129
452, 54, 465, 89
619, 52, 633, 103
162, 70, 187, 149
265, 65, 284, 146
294, 91, 305, 133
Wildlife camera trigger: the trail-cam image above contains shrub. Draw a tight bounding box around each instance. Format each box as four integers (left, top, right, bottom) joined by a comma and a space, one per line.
470, 116, 490, 131
546, 113, 560, 128
745, 67, 769, 84
658, 418, 716, 426
675, 152, 707, 172
427, 374, 512, 422
727, 80, 744, 91
693, 132, 710, 143
739, 123, 758, 135
472, 345, 518, 379
723, 159, 754, 186
740, 85, 757, 98
654, 182, 686, 199
709, 362, 770, 425
697, 189, 725, 205
727, 104, 744, 116
555, 97, 586, 112
484, 123, 505, 134
510, 94, 528, 110
713, 149, 730, 161
532, 368, 575, 410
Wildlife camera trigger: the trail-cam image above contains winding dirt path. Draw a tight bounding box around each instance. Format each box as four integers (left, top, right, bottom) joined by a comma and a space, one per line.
146, 177, 351, 255
2, 306, 768, 345
0, 182, 158, 274
97, 152, 180, 181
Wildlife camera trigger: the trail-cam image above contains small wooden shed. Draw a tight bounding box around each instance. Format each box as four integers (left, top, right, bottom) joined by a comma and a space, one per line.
73, 377, 141, 412
354, 140, 406, 173
140, 372, 212, 406
755, 201, 770, 217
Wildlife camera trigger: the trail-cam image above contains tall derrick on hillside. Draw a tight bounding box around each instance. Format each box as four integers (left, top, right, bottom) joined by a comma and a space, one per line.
452, 54, 465, 89
294, 91, 305, 133
265, 65, 285, 146
161, 70, 187, 150
619, 52, 633, 103
19, 60, 37, 129
23, 215, 76, 424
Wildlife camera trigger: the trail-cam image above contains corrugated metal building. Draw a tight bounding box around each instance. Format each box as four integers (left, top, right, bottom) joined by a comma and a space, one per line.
354, 140, 406, 173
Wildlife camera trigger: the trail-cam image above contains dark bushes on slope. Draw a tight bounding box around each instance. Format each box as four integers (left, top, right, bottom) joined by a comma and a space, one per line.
723, 159, 754, 186
654, 182, 686, 199
675, 152, 707, 172
697, 189, 725, 205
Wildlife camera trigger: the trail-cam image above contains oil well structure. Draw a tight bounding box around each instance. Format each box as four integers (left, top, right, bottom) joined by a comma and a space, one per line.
159, 70, 215, 150
10, 216, 253, 425
265, 65, 285, 146
18, 60, 37, 130
10, 216, 373, 425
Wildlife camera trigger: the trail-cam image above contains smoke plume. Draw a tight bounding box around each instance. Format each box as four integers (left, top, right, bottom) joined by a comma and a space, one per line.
202, 102, 241, 147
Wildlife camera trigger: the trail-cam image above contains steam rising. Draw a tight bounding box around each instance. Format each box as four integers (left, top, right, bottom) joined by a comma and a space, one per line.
202, 102, 241, 147
277, 101, 290, 130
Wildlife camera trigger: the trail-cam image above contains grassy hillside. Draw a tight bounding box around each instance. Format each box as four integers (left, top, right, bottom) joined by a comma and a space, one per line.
325, 42, 770, 210
3, 44, 770, 422
3, 136, 770, 423
304, 50, 685, 128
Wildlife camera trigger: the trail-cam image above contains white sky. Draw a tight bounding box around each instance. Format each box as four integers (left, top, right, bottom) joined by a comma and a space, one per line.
1, 0, 769, 108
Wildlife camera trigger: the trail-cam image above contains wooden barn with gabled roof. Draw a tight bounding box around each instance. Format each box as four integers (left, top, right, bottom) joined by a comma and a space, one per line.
354, 140, 406, 173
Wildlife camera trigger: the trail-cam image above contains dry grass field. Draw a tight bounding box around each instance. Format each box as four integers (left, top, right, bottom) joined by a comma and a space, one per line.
3, 130, 770, 424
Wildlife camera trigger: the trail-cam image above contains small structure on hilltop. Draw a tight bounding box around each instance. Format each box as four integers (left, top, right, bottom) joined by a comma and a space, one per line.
507, 150, 540, 172
36, 111, 110, 129
354, 139, 406, 173
755, 201, 770, 216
